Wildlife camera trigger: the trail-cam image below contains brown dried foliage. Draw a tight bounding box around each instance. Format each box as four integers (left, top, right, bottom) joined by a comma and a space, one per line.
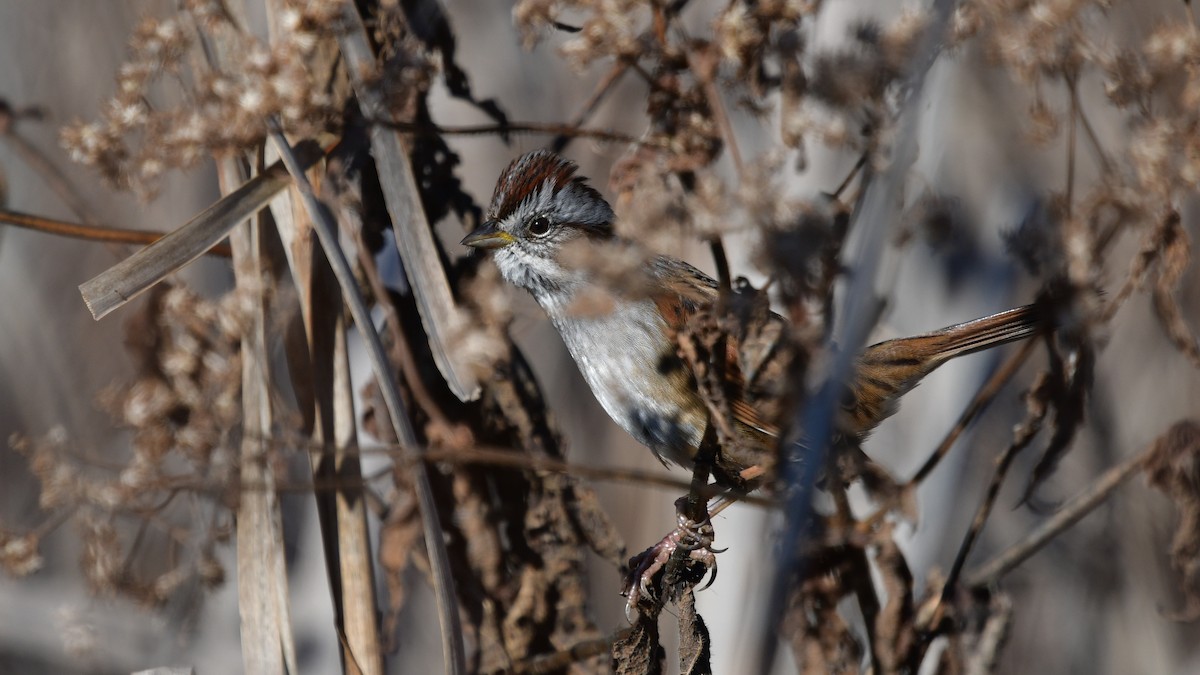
3, 0, 1200, 672
1143, 419, 1200, 621
7, 284, 242, 603
59, 0, 342, 197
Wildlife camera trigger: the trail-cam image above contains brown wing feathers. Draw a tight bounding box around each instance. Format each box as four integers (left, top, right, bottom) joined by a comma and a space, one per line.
650, 264, 784, 441
651, 252, 1044, 447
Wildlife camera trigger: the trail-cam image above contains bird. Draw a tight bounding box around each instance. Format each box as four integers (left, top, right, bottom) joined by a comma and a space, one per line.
462, 149, 1043, 492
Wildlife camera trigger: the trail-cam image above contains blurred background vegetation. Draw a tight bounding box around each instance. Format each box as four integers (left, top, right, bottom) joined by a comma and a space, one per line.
0, 1, 1198, 673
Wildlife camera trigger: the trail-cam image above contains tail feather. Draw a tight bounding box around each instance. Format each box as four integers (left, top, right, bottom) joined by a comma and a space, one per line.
845, 303, 1044, 437
921, 303, 1043, 362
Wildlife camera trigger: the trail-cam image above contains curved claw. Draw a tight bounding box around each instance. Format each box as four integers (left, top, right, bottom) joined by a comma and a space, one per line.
622, 509, 722, 619
698, 560, 718, 591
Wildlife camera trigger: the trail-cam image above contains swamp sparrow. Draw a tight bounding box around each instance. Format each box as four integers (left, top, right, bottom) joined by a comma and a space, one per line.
463, 150, 1041, 490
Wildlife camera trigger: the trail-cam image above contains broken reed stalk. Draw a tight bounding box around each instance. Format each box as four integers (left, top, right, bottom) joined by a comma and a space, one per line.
78, 142, 324, 319
336, 2, 479, 404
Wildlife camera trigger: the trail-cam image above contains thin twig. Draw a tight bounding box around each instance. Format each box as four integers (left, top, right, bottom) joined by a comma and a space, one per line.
150, 438, 780, 509
832, 153, 868, 201
1, 121, 95, 225
0, 208, 232, 257
552, 62, 630, 153
909, 339, 1038, 486
934, 401, 1046, 621
266, 123, 466, 675
369, 118, 654, 148
964, 443, 1148, 588
693, 53, 744, 177
1064, 69, 1078, 218
964, 594, 1013, 675
342, 209, 453, 430
1069, 80, 1114, 175
709, 237, 732, 292
511, 628, 634, 674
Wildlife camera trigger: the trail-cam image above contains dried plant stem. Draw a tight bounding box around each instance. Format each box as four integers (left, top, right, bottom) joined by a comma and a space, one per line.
344, 213, 452, 431
1065, 71, 1079, 217
964, 594, 1013, 675
329, 322, 382, 675
759, 5, 955, 670
1, 125, 94, 224
909, 339, 1038, 486
160, 438, 779, 508
1069, 81, 1113, 175
691, 50, 744, 177
359, 442, 774, 508
935, 404, 1046, 620
832, 153, 867, 201
266, 124, 465, 675
222, 156, 298, 675
511, 628, 634, 674
964, 443, 1148, 588
0, 208, 232, 256
372, 119, 650, 148
265, 134, 383, 671
338, 3, 480, 403
552, 62, 630, 152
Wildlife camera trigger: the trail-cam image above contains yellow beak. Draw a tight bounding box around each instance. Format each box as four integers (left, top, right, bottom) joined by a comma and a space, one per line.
461, 221, 514, 250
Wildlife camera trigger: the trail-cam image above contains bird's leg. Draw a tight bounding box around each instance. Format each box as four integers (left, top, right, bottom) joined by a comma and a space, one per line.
623, 423, 724, 619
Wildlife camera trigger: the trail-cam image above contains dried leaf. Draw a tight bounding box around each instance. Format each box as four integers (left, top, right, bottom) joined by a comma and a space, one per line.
678, 589, 713, 675
379, 490, 422, 650
782, 545, 865, 675
1025, 292, 1094, 500
1143, 419, 1200, 621
1149, 212, 1200, 367
612, 616, 664, 675
871, 525, 917, 673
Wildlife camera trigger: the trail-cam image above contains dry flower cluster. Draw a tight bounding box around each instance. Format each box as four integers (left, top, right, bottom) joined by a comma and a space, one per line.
58, 0, 342, 197
1, 0, 1199, 673
7, 284, 245, 605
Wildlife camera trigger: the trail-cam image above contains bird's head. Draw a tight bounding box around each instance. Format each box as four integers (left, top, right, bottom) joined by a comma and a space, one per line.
462, 150, 615, 296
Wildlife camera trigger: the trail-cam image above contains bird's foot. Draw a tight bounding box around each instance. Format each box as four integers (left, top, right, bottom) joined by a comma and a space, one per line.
622, 507, 720, 620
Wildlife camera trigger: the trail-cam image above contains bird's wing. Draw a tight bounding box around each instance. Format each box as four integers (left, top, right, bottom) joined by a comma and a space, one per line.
648, 257, 785, 441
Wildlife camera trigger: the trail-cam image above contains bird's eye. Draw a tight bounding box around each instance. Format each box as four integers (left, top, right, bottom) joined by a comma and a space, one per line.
527, 215, 552, 237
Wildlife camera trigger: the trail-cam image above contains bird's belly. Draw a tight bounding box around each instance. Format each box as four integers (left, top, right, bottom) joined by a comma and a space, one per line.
551, 303, 704, 466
